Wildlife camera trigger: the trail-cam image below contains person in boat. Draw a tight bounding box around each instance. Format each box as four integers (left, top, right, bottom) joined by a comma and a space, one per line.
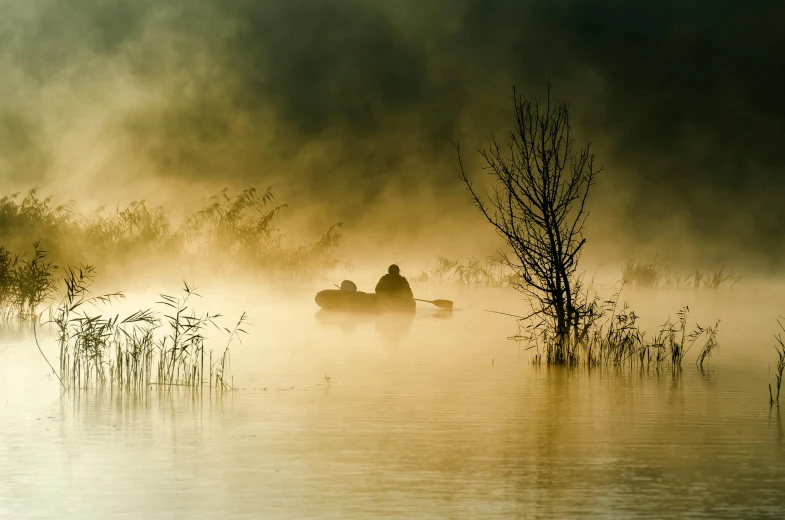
375, 264, 414, 302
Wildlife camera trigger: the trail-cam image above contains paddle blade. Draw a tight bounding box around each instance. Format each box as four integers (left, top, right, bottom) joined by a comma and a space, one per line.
430, 299, 453, 309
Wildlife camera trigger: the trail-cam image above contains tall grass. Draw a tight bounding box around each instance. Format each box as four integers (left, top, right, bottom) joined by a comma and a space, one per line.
0, 189, 73, 255
622, 258, 740, 289
411, 255, 517, 287
621, 260, 662, 288
771, 318, 785, 406
519, 291, 721, 370
0, 242, 58, 319
0, 187, 342, 283
37, 267, 246, 391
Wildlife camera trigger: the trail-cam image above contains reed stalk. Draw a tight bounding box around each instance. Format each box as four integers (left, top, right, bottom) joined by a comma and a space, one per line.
39, 268, 247, 392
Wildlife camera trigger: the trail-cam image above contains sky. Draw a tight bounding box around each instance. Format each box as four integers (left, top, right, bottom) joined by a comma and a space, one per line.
1, 0, 784, 270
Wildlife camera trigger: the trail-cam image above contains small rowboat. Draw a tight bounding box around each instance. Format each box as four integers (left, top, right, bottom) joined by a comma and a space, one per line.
314, 290, 416, 313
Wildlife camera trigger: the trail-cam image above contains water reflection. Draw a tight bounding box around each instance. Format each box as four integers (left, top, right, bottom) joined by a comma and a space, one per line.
314, 308, 374, 332
431, 309, 454, 320
315, 308, 415, 334
314, 307, 453, 346
2, 287, 785, 518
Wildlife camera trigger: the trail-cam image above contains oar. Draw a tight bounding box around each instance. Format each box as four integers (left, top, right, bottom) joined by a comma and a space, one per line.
414, 298, 454, 309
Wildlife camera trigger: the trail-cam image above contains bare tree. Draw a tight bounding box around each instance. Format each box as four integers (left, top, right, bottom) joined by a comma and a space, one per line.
456, 86, 602, 364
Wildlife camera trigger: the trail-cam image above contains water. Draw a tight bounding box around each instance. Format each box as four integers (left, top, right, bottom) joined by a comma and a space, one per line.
1, 282, 784, 518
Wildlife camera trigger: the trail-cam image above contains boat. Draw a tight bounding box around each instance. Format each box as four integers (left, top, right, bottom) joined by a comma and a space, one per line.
314, 289, 416, 313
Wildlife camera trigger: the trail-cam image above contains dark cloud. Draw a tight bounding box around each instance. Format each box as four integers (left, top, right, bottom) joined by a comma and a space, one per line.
227, 2, 430, 135
1, 0, 785, 268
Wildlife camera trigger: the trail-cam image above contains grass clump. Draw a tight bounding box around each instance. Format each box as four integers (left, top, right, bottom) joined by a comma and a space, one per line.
692, 267, 741, 289
621, 259, 663, 288
411, 255, 517, 287
37, 266, 246, 392
0, 242, 58, 320
622, 258, 740, 289
520, 292, 721, 370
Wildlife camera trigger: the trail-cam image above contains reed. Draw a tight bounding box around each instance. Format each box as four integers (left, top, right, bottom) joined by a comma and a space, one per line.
0, 187, 343, 285
411, 255, 517, 287
621, 259, 663, 288
771, 319, 785, 406
39, 267, 247, 391
621, 257, 740, 290
519, 291, 721, 370
0, 242, 58, 320
699, 267, 740, 289
585, 301, 643, 367
694, 321, 721, 370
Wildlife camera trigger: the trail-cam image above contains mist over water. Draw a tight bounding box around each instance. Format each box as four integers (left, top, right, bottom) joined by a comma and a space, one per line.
3, 1, 785, 518
2, 282, 785, 518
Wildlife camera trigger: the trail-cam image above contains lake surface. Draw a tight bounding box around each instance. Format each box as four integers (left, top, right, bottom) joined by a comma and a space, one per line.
1, 281, 784, 519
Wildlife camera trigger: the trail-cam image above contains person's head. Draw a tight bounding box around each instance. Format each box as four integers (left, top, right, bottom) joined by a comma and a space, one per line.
388, 264, 400, 276
340, 280, 357, 292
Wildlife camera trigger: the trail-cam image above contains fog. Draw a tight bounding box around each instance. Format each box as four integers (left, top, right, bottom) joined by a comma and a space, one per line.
2, 0, 785, 274
5, 5, 785, 517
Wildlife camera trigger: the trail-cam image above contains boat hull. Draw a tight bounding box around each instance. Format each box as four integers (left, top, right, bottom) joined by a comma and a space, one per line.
314, 290, 415, 313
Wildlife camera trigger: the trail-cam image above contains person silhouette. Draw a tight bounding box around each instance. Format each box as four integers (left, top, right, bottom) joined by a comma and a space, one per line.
375, 264, 414, 303
339, 280, 357, 292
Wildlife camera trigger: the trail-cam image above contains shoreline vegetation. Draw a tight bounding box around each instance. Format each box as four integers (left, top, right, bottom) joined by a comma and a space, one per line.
513, 294, 720, 370
408, 254, 742, 291
35, 266, 245, 392
622, 259, 741, 289
0, 241, 58, 320
410, 255, 517, 288
0, 187, 343, 284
